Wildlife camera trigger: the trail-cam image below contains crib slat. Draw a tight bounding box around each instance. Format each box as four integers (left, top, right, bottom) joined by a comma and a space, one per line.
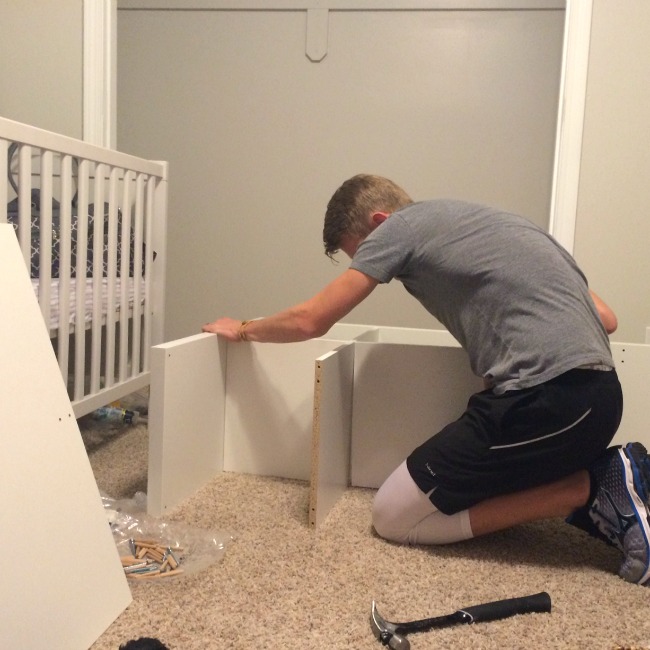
17, 145, 32, 269
118, 170, 134, 382
150, 161, 168, 351
103, 166, 120, 389
38, 150, 53, 328
0, 139, 7, 220
142, 175, 156, 370
57, 154, 73, 386
131, 173, 145, 375
74, 160, 91, 403
90, 164, 105, 395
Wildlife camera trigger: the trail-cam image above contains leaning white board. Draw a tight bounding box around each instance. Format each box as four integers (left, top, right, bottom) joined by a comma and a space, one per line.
0, 225, 131, 649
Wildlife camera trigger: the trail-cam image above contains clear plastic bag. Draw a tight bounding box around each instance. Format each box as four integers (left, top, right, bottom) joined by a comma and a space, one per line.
102, 492, 234, 580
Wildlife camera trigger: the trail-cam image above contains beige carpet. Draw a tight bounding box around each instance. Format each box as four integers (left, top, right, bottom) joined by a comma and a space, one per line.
82, 420, 650, 650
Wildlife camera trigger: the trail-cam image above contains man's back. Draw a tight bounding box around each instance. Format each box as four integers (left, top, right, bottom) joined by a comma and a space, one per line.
350, 199, 613, 392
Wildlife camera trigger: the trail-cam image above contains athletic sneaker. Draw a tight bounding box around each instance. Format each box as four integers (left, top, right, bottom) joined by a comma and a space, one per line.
566, 447, 625, 548
586, 443, 650, 585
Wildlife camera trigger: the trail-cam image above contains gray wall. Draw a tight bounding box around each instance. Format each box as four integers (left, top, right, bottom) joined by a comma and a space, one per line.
116, 5, 565, 341
574, 1, 650, 344
0, 1, 83, 139
5, 2, 646, 345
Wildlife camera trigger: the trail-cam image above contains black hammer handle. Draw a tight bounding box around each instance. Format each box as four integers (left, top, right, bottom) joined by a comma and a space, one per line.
393, 592, 552, 634
458, 591, 552, 624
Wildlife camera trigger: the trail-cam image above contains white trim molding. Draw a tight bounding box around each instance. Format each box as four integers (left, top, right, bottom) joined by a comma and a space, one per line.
118, 1, 564, 8
548, 0, 593, 254
83, 0, 117, 148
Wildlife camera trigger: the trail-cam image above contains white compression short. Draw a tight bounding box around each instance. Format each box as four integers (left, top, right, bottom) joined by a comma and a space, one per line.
372, 461, 474, 545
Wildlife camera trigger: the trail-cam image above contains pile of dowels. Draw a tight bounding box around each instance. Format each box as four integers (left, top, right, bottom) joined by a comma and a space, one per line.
120, 538, 184, 579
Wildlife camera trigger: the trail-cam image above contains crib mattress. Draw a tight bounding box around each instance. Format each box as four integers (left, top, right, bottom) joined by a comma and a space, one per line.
33, 277, 145, 332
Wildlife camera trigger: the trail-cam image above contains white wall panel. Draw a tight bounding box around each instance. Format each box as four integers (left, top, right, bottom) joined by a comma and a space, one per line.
117, 7, 564, 341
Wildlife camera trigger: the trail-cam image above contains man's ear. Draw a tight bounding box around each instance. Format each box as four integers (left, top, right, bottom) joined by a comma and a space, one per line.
371, 211, 390, 226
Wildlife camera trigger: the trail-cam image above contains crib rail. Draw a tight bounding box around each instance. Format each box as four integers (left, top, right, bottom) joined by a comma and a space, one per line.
0, 116, 167, 418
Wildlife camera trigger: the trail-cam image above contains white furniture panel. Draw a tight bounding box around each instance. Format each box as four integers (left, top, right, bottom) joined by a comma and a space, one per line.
148, 333, 227, 516
224, 338, 351, 480
611, 343, 650, 450
0, 225, 131, 649
351, 335, 483, 488
309, 343, 355, 528
355, 326, 460, 347
148, 324, 650, 526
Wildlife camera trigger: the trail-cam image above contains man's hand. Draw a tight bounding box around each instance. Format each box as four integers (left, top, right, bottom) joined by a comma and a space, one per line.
589, 290, 618, 334
202, 317, 244, 342
201, 269, 379, 345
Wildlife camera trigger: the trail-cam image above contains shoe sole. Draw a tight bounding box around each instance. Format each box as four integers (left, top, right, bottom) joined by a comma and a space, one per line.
621, 443, 650, 585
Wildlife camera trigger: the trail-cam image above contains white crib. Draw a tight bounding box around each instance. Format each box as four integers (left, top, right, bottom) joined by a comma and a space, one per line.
0, 116, 167, 417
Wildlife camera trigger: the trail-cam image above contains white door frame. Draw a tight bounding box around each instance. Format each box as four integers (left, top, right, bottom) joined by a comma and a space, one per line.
549, 0, 593, 254
85, 1, 592, 249
83, 0, 117, 148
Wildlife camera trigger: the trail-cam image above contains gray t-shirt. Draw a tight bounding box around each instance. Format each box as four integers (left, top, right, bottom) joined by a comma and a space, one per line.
350, 200, 614, 393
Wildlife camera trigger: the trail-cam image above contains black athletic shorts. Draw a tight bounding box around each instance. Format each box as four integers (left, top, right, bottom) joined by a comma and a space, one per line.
406, 368, 623, 515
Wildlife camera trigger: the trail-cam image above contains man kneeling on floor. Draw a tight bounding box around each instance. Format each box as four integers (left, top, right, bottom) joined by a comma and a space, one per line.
203, 174, 650, 587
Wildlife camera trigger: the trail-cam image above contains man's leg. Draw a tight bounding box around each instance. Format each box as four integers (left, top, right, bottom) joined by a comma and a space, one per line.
471, 442, 650, 585
373, 369, 650, 583
372, 460, 588, 545
468, 469, 590, 537
374, 444, 650, 586
372, 461, 473, 545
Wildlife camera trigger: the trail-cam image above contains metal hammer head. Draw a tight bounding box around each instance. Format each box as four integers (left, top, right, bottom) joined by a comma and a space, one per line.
370, 601, 411, 650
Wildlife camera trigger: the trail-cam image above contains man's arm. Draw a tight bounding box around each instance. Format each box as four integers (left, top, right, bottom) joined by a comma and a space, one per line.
202, 269, 379, 343
589, 289, 618, 334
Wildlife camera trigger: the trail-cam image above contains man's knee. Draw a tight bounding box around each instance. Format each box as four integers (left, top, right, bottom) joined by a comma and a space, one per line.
371, 460, 475, 545
371, 460, 435, 544
371, 492, 411, 544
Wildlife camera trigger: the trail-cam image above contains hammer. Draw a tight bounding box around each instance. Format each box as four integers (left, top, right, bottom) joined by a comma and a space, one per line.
370, 591, 551, 649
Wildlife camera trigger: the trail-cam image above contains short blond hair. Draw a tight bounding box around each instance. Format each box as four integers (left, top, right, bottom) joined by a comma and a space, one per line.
323, 174, 413, 259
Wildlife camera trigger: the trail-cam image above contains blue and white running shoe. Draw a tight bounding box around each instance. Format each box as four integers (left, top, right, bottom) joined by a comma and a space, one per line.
588, 442, 650, 585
